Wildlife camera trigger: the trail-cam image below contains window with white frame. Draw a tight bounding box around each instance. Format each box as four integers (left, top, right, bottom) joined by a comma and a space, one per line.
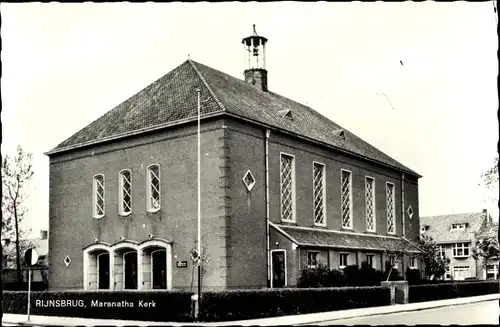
307, 251, 320, 268
445, 267, 451, 280
366, 254, 375, 268
452, 243, 470, 257
147, 165, 161, 212
409, 257, 417, 269
451, 223, 467, 231
313, 162, 326, 226
439, 245, 446, 258
93, 174, 105, 218
119, 170, 132, 215
388, 256, 399, 269
365, 176, 376, 231
386, 183, 396, 234
339, 253, 349, 268
280, 154, 295, 222
452, 266, 471, 280
341, 170, 353, 229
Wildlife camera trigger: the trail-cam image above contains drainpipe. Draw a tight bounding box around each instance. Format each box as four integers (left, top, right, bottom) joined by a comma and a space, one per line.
401, 173, 405, 238
265, 129, 271, 288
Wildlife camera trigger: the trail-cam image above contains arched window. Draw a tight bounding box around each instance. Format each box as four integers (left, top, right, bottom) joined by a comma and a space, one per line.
93, 174, 105, 218
147, 165, 161, 212
119, 170, 132, 215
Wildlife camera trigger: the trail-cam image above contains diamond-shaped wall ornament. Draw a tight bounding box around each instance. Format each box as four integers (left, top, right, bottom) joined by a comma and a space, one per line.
407, 205, 414, 219
242, 170, 256, 191
64, 255, 72, 267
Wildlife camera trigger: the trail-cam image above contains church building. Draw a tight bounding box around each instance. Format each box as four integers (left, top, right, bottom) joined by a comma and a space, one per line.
46, 26, 423, 291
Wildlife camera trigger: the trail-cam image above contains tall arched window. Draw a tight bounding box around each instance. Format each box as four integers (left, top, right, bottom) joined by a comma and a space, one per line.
119, 170, 132, 215
93, 174, 105, 218
147, 165, 161, 212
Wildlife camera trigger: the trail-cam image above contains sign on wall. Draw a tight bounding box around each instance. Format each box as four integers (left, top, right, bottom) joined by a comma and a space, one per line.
176, 261, 188, 268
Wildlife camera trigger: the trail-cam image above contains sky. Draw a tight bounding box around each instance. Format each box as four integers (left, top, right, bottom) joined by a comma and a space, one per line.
1, 2, 498, 238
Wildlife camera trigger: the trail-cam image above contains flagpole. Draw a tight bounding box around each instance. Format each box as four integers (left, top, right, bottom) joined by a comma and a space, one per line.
196, 88, 202, 313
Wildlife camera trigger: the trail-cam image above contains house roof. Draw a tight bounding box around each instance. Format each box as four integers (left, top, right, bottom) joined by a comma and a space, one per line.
46, 60, 420, 177
420, 212, 488, 244
477, 221, 499, 240
271, 223, 423, 253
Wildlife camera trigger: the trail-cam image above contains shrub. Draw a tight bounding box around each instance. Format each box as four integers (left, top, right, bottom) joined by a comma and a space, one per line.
409, 280, 499, 303
406, 268, 422, 285
199, 286, 391, 322
2, 290, 193, 322
409, 283, 458, 303
297, 263, 344, 288
456, 280, 499, 297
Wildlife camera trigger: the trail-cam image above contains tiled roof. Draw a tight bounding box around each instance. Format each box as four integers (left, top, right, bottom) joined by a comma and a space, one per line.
478, 221, 498, 240
47, 60, 419, 177
420, 212, 487, 244
271, 223, 422, 253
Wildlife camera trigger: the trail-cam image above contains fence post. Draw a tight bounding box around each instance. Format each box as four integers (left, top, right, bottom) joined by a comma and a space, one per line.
381, 281, 396, 305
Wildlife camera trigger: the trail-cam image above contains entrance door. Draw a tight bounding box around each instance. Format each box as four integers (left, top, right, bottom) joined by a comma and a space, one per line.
124, 252, 138, 289
97, 253, 110, 289
272, 250, 286, 288
152, 250, 167, 289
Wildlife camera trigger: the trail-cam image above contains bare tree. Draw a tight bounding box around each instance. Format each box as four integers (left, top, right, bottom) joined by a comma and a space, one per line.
481, 154, 499, 211
189, 237, 212, 292
2, 145, 34, 283
384, 241, 413, 281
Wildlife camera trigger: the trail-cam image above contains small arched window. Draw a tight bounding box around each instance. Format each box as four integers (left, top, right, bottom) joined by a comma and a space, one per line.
119, 170, 132, 215
147, 165, 161, 212
93, 174, 105, 218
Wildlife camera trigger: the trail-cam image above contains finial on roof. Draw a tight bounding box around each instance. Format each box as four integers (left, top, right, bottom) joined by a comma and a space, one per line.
253, 24, 258, 36
188, 54, 190, 60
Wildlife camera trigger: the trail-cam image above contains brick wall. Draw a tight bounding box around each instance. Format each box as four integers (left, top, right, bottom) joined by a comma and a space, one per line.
48, 118, 228, 290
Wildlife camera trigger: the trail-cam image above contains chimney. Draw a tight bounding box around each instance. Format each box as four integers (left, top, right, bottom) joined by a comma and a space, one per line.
244, 69, 268, 92
242, 25, 268, 92
40, 230, 48, 240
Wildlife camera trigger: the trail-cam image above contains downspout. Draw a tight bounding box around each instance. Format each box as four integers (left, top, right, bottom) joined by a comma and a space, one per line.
265, 129, 271, 288
401, 172, 405, 238
401, 172, 406, 280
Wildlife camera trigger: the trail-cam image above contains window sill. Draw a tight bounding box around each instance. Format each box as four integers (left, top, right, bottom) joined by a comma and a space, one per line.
93, 215, 105, 219
313, 224, 327, 228
147, 209, 161, 214
453, 255, 470, 258
119, 212, 132, 217
341, 226, 353, 230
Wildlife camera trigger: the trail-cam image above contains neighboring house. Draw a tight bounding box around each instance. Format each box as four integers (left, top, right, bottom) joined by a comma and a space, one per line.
420, 210, 496, 280
2, 230, 49, 284
45, 26, 422, 291
476, 219, 499, 279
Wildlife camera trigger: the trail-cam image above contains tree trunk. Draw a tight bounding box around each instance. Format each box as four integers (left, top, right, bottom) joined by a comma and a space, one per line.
14, 206, 22, 283
386, 266, 393, 281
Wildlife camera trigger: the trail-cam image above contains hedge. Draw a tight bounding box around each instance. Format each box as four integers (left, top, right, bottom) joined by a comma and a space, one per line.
199, 286, 391, 322
2, 290, 193, 322
409, 280, 499, 303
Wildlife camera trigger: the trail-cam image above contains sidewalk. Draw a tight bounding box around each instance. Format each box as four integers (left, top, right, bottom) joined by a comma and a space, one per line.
3, 293, 498, 326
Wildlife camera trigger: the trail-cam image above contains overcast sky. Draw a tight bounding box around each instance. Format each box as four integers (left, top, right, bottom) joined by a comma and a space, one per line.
1, 2, 498, 238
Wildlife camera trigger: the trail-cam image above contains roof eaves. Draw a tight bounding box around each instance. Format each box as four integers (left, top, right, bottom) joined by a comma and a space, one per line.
44, 111, 226, 156
224, 112, 421, 178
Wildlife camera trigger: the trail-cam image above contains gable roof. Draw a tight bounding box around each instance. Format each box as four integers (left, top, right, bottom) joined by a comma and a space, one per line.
46, 60, 420, 177
420, 212, 487, 244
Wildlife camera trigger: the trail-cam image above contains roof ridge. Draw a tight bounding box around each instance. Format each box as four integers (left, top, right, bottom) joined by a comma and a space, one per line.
188, 59, 227, 112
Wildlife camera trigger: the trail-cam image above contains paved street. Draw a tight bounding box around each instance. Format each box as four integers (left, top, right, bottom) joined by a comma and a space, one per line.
308, 300, 499, 325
